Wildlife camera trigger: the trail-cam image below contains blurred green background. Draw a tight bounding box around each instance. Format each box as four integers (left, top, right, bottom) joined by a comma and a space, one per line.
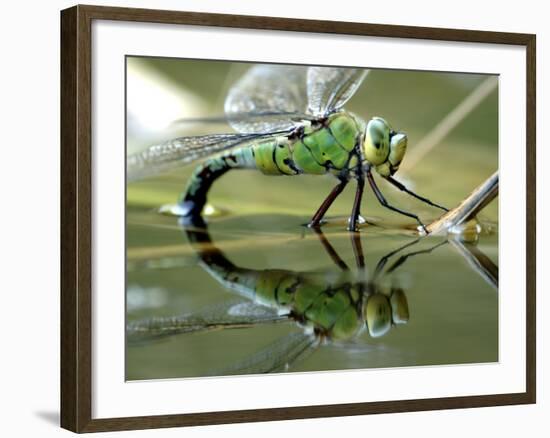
126, 58, 498, 380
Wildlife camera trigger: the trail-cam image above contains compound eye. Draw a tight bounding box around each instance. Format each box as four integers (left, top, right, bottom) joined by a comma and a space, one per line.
388, 132, 407, 174
363, 118, 390, 165
365, 294, 392, 338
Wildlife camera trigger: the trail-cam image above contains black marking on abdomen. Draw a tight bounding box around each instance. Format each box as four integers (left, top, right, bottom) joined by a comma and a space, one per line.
272, 143, 285, 174
225, 154, 238, 164
273, 276, 288, 303
283, 158, 302, 174
179, 158, 231, 218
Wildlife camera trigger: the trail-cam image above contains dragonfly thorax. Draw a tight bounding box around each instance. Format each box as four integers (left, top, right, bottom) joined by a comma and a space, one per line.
362, 117, 408, 177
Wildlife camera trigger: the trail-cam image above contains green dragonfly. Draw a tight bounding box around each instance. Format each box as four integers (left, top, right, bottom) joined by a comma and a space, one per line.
127, 64, 448, 232
127, 225, 450, 375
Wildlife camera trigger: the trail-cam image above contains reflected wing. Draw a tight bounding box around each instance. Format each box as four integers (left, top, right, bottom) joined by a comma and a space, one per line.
307, 67, 368, 117
224, 64, 311, 133
126, 299, 289, 344
127, 130, 289, 181
205, 332, 318, 376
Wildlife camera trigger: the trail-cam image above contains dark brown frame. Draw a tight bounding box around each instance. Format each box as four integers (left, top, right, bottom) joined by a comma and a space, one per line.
60, 4, 536, 433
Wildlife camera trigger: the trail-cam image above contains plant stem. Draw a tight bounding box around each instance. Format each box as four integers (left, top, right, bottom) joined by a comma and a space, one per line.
426, 170, 498, 235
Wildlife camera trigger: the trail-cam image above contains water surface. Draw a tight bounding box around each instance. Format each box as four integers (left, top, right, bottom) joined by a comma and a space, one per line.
126, 210, 498, 380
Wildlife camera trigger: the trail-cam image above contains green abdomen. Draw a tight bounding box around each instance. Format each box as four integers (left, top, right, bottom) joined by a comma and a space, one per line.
252, 112, 360, 176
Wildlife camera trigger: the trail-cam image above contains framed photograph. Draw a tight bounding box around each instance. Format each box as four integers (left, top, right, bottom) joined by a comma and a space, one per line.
60, 4, 536, 433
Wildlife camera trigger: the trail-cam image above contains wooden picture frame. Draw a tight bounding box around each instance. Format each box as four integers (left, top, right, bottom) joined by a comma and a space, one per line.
60, 4, 536, 433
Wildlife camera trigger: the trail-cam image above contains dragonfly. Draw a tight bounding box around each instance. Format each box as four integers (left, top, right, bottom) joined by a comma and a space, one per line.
127, 64, 448, 232
127, 224, 449, 375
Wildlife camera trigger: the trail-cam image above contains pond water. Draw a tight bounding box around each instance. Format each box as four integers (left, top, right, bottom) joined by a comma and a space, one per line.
126, 200, 498, 380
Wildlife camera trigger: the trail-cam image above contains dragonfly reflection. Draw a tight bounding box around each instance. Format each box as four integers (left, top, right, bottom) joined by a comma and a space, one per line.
127, 224, 449, 375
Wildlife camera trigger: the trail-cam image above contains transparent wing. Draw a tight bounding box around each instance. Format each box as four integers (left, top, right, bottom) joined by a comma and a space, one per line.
126, 130, 289, 182
205, 332, 319, 376
126, 299, 289, 344
169, 111, 308, 128
307, 67, 369, 117
224, 64, 311, 133
127, 65, 369, 181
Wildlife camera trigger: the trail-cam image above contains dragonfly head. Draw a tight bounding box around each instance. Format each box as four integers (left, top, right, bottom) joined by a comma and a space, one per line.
363, 117, 408, 177
364, 289, 410, 338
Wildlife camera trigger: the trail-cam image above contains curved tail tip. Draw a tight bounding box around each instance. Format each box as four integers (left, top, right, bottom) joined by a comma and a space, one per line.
178, 214, 207, 229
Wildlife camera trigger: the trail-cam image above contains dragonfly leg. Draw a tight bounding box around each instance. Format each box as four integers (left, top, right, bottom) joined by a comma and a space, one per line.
384, 240, 448, 275
350, 232, 365, 269
348, 177, 365, 232
307, 178, 348, 228
373, 237, 422, 278
312, 228, 349, 271
385, 175, 448, 212
366, 170, 429, 234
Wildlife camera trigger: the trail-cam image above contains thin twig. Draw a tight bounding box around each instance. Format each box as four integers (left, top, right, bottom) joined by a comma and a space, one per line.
426, 171, 498, 235
449, 239, 498, 291
401, 76, 498, 173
